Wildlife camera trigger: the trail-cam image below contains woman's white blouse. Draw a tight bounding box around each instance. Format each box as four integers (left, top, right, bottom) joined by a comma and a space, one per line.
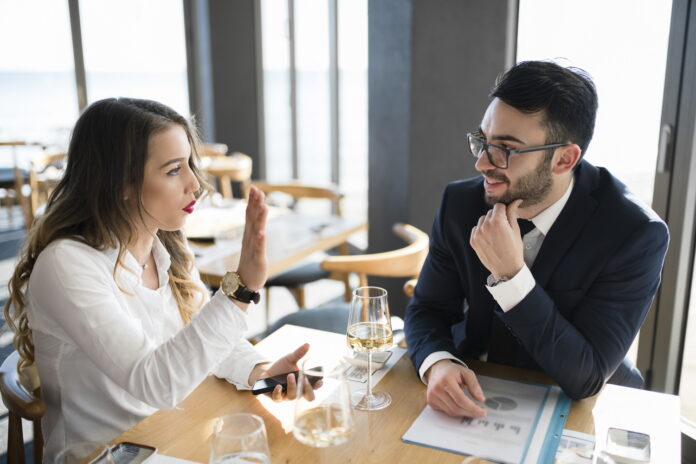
25, 237, 268, 460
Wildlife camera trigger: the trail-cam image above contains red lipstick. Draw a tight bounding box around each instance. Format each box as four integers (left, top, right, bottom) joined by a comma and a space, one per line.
183, 200, 196, 214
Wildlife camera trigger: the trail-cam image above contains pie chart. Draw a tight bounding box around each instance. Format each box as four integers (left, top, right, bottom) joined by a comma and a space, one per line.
484, 396, 518, 411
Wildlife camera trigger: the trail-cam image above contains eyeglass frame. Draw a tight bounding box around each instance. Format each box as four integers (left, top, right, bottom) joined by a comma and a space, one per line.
467, 131, 570, 169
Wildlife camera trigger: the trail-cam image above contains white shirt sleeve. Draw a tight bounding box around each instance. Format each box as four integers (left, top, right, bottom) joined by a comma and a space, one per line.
485, 264, 536, 312
29, 245, 253, 410
418, 351, 468, 384
211, 338, 270, 389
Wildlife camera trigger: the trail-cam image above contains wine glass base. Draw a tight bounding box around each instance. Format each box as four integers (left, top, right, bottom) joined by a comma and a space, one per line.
351, 391, 391, 411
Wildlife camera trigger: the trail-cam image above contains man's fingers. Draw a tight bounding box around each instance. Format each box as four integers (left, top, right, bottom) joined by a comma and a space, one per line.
461, 369, 486, 402
506, 198, 522, 226
445, 382, 487, 418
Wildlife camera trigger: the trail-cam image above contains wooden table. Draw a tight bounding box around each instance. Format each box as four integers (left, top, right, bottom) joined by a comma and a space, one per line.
188, 207, 366, 288
113, 325, 599, 463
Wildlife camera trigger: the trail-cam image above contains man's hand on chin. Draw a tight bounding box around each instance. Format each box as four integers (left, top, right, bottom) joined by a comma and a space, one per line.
425, 359, 487, 418
470, 199, 525, 279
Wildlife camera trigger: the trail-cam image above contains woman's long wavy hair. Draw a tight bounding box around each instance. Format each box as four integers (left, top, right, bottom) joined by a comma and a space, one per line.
4, 98, 212, 371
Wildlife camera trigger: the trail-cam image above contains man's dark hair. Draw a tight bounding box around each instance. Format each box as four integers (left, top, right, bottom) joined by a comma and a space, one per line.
490, 60, 598, 157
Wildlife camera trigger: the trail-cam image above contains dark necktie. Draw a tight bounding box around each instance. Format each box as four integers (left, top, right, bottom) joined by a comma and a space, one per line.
518, 218, 535, 237
487, 220, 535, 366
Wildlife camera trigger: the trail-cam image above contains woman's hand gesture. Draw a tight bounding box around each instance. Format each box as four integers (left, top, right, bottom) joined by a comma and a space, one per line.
236, 186, 268, 291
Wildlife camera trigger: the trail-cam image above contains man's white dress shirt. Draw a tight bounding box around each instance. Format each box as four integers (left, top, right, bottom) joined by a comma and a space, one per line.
418, 177, 575, 382
26, 237, 268, 460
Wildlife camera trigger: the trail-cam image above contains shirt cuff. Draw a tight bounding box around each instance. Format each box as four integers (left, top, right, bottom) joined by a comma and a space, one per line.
419, 351, 468, 385
212, 338, 270, 390
486, 264, 536, 312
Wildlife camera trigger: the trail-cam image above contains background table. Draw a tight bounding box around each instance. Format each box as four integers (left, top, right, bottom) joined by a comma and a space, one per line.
113, 325, 599, 463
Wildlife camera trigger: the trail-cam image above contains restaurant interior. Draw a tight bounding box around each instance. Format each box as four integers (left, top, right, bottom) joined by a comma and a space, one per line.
0, 0, 694, 462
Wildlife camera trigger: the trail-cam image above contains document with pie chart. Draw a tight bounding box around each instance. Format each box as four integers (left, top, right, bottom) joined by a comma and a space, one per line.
402, 375, 571, 464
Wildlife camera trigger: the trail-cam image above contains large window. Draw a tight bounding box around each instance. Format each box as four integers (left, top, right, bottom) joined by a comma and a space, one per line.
260, 0, 368, 221
0, 0, 78, 150
0, 0, 189, 155
80, 0, 189, 116
517, 0, 672, 368
518, 0, 672, 206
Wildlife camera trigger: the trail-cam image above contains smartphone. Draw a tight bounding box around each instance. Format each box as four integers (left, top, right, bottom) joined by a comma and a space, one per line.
251, 368, 322, 395
604, 427, 651, 463
104, 442, 157, 464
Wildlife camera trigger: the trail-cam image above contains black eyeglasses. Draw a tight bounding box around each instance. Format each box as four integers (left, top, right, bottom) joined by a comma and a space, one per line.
467, 132, 569, 169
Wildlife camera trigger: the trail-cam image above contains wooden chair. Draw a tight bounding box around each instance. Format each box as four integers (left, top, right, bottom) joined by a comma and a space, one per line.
22, 152, 67, 228
0, 351, 45, 464
198, 143, 228, 159
251, 181, 352, 324
262, 223, 429, 336
0, 141, 32, 226
203, 152, 252, 199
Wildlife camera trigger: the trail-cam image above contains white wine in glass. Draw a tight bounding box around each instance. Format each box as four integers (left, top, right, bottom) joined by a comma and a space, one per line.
346, 286, 393, 410
293, 360, 355, 447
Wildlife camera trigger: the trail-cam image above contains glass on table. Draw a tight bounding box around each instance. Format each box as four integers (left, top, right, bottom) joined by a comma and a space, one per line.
55, 442, 114, 464
293, 358, 354, 447
209, 413, 271, 464
346, 286, 393, 410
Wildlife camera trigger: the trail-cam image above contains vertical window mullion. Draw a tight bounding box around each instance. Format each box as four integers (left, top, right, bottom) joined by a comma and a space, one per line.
329, 0, 340, 188
288, 0, 299, 180
67, 0, 88, 112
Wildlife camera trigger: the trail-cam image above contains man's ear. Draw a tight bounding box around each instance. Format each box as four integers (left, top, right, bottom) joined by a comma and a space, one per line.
552, 144, 582, 174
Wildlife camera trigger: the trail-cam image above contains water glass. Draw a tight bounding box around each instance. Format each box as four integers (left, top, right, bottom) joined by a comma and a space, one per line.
209, 413, 271, 464
293, 359, 354, 447
55, 442, 114, 464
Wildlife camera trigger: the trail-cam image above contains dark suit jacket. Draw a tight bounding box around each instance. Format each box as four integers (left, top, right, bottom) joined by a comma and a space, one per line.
404, 160, 669, 399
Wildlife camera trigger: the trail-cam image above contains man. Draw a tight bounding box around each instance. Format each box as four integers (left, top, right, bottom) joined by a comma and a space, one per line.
403, 61, 669, 418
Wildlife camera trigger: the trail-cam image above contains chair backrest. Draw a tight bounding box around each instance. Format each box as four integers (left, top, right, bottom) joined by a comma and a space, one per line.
199, 142, 228, 159
251, 181, 344, 216
320, 223, 429, 288
25, 152, 67, 228
0, 351, 45, 464
203, 152, 253, 199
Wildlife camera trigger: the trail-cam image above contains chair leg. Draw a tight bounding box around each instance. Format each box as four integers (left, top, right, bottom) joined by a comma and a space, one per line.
33, 419, 43, 464
342, 274, 352, 302
289, 286, 306, 308
7, 412, 25, 464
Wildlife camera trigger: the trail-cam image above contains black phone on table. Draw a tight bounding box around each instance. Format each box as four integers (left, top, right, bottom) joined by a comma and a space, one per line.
251, 367, 322, 395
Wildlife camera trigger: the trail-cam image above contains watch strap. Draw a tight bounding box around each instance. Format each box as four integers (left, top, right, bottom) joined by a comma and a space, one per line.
231, 285, 261, 304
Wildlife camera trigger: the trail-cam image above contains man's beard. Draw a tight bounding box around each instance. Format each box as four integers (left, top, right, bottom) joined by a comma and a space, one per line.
483, 154, 553, 207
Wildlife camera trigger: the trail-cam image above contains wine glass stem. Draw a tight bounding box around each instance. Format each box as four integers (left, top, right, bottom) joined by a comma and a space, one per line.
366, 350, 373, 398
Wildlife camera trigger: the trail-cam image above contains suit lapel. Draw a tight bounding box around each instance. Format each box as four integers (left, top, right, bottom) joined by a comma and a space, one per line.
531, 161, 600, 288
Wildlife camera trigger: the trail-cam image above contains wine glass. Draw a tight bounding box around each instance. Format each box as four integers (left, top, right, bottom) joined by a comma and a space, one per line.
346, 286, 393, 410
209, 413, 271, 464
55, 442, 114, 464
293, 358, 354, 447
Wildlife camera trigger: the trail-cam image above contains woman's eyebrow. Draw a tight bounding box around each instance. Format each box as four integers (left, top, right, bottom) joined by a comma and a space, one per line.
159, 157, 186, 169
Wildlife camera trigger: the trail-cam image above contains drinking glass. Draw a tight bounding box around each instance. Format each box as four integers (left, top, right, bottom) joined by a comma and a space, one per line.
55, 442, 114, 464
209, 413, 271, 464
293, 358, 354, 447
346, 286, 393, 410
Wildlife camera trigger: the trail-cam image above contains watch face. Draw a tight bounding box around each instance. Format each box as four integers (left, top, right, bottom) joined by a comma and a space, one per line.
222, 272, 241, 295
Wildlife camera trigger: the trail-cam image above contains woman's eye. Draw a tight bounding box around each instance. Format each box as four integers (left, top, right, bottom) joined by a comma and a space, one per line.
167, 166, 182, 176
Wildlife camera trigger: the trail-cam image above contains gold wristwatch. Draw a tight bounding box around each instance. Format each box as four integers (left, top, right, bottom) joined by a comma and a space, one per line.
221, 271, 261, 304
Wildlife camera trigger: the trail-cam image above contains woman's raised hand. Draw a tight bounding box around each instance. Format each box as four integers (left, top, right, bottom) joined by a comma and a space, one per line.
236, 186, 268, 291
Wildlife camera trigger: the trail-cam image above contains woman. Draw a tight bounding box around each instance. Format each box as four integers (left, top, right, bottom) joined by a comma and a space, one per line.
4, 98, 308, 460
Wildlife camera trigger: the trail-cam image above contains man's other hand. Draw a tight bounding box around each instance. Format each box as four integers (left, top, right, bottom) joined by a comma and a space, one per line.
425, 359, 487, 418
